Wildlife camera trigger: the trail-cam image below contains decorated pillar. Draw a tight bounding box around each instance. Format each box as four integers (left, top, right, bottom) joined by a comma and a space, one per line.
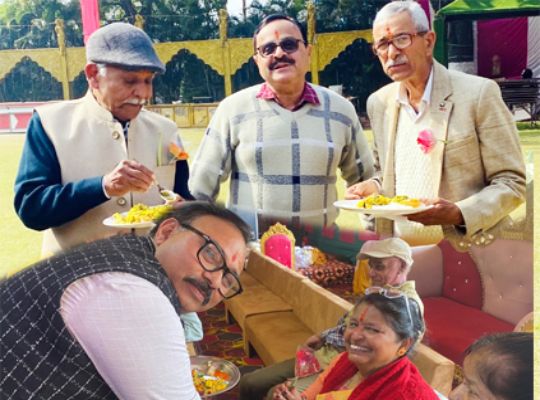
220, 9, 233, 96
307, 2, 319, 85
55, 19, 71, 100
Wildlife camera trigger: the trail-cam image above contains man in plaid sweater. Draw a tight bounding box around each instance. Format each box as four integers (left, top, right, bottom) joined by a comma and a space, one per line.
189, 14, 374, 232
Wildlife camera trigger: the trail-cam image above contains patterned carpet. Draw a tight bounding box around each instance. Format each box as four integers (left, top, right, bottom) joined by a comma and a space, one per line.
197, 303, 264, 399
196, 283, 355, 399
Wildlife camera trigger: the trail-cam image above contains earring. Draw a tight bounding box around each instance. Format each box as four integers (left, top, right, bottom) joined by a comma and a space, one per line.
397, 348, 406, 356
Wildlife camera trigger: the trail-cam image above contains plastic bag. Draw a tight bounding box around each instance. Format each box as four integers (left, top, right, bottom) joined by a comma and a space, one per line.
294, 346, 321, 378
295, 246, 313, 269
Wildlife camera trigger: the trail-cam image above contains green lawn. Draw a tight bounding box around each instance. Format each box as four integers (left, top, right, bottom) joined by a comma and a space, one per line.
0, 135, 43, 277
1, 127, 537, 277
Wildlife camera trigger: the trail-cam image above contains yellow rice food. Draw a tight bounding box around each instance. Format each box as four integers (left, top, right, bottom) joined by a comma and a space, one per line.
356, 194, 422, 209
112, 203, 172, 224
192, 369, 229, 396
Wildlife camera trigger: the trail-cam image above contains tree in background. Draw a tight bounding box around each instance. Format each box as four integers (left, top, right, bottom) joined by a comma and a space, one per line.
153, 50, 224, 103
0, 0, 83, 49
228, 0, 389, 112
0, 0, 407, 111
99, 0, 226, 41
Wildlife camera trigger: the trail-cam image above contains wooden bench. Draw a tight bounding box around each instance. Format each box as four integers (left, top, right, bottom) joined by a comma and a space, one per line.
229, 251, 456, 396
498, 79, 539, 121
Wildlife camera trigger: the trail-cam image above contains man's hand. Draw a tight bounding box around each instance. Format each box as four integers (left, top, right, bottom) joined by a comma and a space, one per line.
303, 335, 324, 351
345, 180, 379, 199
407, 198, 465, 226
169, 196, 187, 208
103, 160, 155, 197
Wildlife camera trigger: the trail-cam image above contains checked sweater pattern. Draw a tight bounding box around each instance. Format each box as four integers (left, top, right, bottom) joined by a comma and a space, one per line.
189, 84, 374, 228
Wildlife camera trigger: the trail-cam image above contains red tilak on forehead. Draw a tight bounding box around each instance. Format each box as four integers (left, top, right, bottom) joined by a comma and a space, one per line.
359, 305, 370, 322
274, 30, 280, 40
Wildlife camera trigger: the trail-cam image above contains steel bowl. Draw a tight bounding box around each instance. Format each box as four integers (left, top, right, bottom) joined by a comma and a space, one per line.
190, 355, 241, 398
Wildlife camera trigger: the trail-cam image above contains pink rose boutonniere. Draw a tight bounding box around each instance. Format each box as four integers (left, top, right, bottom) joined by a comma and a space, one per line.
417, 129, 446, 154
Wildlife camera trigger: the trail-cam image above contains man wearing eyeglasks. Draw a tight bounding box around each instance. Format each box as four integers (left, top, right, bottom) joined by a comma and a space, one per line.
1, 201, 251, 399
190, 14, 375, 232
239, 237, 422, 399
346, 1, 525, 250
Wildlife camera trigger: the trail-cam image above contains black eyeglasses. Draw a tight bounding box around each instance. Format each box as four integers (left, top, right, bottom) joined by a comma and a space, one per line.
256, 37, 305, 57
180, 223, 243, 299
365, 286, 413, 327
372, 32, 427, 56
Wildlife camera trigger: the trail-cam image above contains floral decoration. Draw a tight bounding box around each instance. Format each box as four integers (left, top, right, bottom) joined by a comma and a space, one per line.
417, 129, 444, 154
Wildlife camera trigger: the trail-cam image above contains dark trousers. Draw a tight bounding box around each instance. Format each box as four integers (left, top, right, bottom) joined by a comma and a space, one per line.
239, 358, 295, 400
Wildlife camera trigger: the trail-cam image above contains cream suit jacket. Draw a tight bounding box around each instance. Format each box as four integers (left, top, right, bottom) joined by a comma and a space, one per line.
367, 61, 526, 250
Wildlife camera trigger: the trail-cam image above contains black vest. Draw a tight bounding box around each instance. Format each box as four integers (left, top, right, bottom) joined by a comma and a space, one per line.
0, 235, 182, 399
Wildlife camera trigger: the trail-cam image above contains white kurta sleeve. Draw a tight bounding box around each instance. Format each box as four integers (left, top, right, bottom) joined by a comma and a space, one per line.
60, 272, 200, 400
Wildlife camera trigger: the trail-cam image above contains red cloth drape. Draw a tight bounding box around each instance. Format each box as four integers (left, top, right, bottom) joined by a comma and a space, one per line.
477, 18, 528, 79
80, 0, 100, 44
320, 353, 439, 400
416, 0, 433, 29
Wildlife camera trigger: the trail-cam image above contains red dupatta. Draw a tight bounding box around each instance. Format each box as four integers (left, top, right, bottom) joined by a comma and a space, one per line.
319, 353, 439, 400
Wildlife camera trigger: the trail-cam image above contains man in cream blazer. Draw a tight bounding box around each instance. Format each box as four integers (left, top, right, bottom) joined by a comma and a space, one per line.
346, 1, 525, 250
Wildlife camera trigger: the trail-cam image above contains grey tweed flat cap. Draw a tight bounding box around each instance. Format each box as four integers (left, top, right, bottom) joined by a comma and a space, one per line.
86, 22, 165, 73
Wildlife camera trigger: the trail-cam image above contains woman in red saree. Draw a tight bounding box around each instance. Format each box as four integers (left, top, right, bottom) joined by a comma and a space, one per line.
273, 288, 438, 400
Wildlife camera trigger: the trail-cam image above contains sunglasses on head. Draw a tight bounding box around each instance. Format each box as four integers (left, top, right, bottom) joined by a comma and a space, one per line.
365, 286, 413, 327
256, 37, 305, 57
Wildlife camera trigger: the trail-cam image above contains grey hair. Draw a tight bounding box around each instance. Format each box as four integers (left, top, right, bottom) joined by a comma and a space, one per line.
96, 63, 107, 77
374, 1, 430, 33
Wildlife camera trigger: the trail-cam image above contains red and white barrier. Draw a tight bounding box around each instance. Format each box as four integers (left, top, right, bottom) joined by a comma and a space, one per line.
0, 102, 43, 133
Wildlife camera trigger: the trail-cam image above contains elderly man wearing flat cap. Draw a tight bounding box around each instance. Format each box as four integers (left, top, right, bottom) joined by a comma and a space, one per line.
14, 22, 193, 256
239, 237, 422, 400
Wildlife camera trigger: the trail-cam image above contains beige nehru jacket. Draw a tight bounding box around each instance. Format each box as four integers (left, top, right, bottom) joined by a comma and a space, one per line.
36, 91, 178, 255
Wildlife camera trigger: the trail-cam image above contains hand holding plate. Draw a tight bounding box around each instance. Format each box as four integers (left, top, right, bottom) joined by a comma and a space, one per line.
406, 197, 464, 226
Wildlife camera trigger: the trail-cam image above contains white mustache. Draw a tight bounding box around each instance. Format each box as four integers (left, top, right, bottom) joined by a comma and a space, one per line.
124, 98, 147, 105
386, 55, 408, 68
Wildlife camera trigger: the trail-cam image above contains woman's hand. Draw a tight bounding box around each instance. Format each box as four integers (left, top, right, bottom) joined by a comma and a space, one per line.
303, 335, 324, 351
272, 382, 304, 400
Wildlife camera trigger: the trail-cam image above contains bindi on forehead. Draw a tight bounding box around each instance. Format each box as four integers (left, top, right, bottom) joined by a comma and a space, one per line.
359, 305, 370, 322
375, 26, 395, 41
274, 30, 280, 40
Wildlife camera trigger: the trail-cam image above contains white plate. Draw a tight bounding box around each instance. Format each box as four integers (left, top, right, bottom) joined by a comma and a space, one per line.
333, 199, 432, 217
102, 213, 156, 229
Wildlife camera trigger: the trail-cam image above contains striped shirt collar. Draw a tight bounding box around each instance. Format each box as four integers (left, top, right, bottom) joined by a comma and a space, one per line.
256, 82, 320, 110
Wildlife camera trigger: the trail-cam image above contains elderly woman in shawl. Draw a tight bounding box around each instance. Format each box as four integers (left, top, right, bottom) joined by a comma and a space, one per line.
272, 287, 438, 400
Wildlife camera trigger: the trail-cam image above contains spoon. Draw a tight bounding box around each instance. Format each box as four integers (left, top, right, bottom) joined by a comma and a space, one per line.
155, 181, 179, 203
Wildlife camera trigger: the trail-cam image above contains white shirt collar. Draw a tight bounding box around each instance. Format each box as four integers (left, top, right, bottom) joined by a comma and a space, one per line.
396, 66, 434, 120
